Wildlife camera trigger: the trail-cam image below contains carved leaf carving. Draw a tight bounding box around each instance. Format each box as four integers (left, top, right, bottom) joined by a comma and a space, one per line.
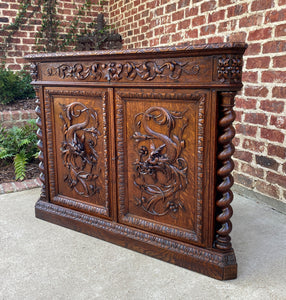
47, 61, 200, 81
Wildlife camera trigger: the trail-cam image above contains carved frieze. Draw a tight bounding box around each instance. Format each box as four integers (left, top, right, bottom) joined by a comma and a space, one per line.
46, 61, 200, 81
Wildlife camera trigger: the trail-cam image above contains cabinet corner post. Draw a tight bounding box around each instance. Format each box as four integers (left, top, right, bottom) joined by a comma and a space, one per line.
34, 85, 47, 202
214, 91, 237, 250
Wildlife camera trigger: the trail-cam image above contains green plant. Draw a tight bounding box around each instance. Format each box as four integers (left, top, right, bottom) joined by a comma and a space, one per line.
0, 68, 35, 104
0, 120, 39, 180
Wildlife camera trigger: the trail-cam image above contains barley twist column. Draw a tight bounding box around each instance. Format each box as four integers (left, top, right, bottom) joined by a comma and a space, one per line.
215, 91, 236, 250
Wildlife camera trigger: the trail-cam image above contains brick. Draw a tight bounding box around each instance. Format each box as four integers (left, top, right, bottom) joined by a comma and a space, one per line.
13, 181, 27, 191
283, 163, 286, 174
227, 4, 248, 18
242, 71, 258, 83
256, 155, 279, 171
245, 113, 268, 125
240, 163, 264, 179
233, 149, 253, 162
242, 139, 265, 153
166, 3, 176, 13
266, 172, 286, 189
233, 137, 240, 147
185, 29, 198, 39
251, 0, 274, 11
192, 16, 206, 27
208, 10, 225, 23
279, 0, 286, 4
235, 124, 257, 137
244, 86, 268, 97
275, 24, 286, 37
208, 36, 224, 44
270, 116, 286, 130
239, 14, 263, 28
261, 128, 284, 143
218, 0, 233, 6
172, 33, 183, 43
260, 100, 284, 113
0, 17, 9, 22
255, 180, 279, 198
218, 20, 236, 33
248, 28, 272, 41
268, 144, 286, 159
246, 57, 270, 69
233, 172, 253, 188
2, 183, 15, 193
0, 3, 9, 8
236, 97, 257, 109
265, 9, 286, 23
178, 0, 190, 8
227, 32, 247, 43
273, 55, 286, 68
200, 24, 216, 36
272, 86, 286, 99
201, 1, 216, 13
245, 43, 261, 55
185, 7, 199, 17
172, 10, 184, 22
178, 19, 191, 30
261, 71, 286, 83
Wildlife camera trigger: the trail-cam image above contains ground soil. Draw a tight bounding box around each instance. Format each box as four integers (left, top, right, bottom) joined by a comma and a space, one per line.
0, 98, 37, 112
0, 160, 41, 184
0, 99, 40, 183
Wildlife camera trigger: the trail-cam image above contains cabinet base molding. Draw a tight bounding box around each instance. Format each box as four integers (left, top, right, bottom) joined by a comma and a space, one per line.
35, 199, 237, 280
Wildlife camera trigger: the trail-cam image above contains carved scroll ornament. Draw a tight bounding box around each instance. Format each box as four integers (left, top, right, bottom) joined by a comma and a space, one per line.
59, 102, 101, 197
132, 107, 189, 217
47, 61, 200, 81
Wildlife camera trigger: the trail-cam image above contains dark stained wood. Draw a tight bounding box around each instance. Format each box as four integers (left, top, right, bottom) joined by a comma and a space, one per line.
25, 43, 247, 280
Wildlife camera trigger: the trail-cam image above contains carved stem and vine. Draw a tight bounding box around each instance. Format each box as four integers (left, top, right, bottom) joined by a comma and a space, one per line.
215, 92, 236, 250
132, 107, 189, 217
59, 102, 101, 197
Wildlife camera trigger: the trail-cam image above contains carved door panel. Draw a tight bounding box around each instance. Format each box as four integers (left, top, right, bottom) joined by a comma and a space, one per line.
115, 89, 215, 246
44, 87, 112, 219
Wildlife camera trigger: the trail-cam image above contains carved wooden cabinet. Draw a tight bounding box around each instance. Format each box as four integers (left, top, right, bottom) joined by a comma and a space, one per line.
26, 43, 247, 280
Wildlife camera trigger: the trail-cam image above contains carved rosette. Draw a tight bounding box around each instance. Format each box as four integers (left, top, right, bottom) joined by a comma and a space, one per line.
34, 86, 46, 199
30, 62, 38, 81
217, 55, 242, 83
46, 61, 200, 82
215, 92, 236, 250
132, 107, 189, 217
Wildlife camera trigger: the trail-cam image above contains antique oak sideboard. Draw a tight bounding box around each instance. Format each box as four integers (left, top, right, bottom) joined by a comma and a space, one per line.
25, 43, 247, 280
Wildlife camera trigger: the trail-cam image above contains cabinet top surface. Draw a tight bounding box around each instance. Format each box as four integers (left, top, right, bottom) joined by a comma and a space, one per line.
25, 42, 247, 61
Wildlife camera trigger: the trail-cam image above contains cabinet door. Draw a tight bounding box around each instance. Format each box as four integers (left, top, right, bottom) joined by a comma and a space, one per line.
115, 89, 215, 246
44, 87, 112, 219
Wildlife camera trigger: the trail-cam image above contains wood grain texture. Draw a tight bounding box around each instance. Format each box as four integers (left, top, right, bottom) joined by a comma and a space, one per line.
26, 43, 247, 280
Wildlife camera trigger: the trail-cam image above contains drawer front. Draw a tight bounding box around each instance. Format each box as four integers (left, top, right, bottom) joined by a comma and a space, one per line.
115, 89, 215, 246
44, 87, 112, 218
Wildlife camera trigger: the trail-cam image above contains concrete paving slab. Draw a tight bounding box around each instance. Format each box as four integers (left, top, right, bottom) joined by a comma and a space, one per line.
0, 188, 285, 299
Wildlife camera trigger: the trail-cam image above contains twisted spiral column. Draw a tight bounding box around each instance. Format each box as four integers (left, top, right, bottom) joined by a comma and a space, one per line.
34, 86, 46, 200
215, 91, 236, 250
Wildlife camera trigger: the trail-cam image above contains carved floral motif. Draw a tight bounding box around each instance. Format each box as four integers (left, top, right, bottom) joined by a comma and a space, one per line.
47, 61, 200, 81
132, 107, 189, 217
217, 56, 243, 83
30, 62, 38, 81
59, 102, 101, 197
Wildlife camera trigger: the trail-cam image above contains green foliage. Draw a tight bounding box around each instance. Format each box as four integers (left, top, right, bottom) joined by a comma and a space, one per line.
0, 68, 35, 104
0, 120, 39, 180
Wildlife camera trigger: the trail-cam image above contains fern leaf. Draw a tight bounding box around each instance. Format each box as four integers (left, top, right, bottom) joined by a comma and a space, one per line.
14, 153, 27, 181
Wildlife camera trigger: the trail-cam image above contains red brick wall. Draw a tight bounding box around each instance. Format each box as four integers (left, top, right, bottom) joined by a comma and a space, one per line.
0, 0, 106, 70
109, 0, 286, 204
1, 0, 286, 204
